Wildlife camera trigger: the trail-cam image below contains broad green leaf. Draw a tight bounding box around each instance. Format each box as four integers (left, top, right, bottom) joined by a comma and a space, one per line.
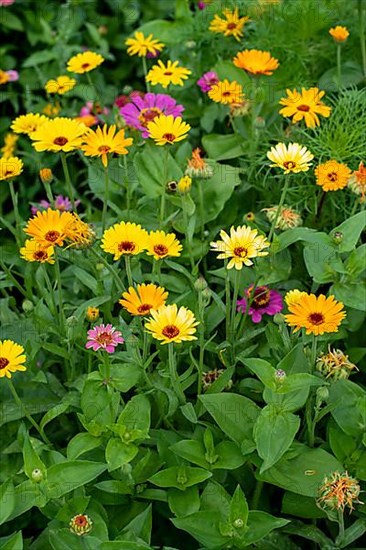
202, 134, 244, 161
281, 492, 327, 519
67, 433, 102, 460
331, 211, 366, 252
95, 480, 134, 495
80, 374, 119, 435
168, 486, 200, 517
273, 228, 326, 253
327, 379, 366, 436
134, 144, 182, 198
345, 244, 366, 279
149, 466, 212, 490
116, 394, 151, 437
244, 511, 289, 545
120, 505, 152, 545
22, 50, 58, 67
229, 485, 249, 528
105, 438, 138, 471
318, 62, 364, 91
331, 281, 366, 311
0, 531, 23, 550
73, 267, 98, 293
304, 241, 344, 283
241, 358, 275, 388
172, 511, 229, 548
6, 480, 46, 521
22, 432, 46, 481
0, 481, 14, 525
46, 461, 106, 498
40, 399, 71, 430
108, 364, 141, 393
49, 529, 101, 550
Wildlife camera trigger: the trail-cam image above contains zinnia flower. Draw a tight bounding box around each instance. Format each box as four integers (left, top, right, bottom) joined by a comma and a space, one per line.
197, 71, 219, 93
0, 340, 26, 379
45, 75, 76, 94
348, 161, 366, 200
125, 31, 164, 57
101, 221, 148, 260
67, 51, 104, 73
329, 26, 349, 42
185, 148, 213, 179
147, 114, 190, 146
78, 101, 109, 127
237, 285, 283, 323
208, 79, 244, 105
120, 92, 184, 138
317, 471, 362, 512
146, 230, 182, 260
279, 88, 331, 128
69, 514, 93, 536
24, 208, 74, 247
284, 293, 346, 336
86, 323, 124, 353
233, 49, 279, 76
209, 8, 250, 41
20, 239, 55, 264
314, 160, 352, 192
267, 142, 314, 173
262, 205, 302, 230
31, 195, 79, 216
145, 304, 198, 344
119, 283, 168, 316
146, 60, 191, 89
11, 113, 48, 136
81, 124, 133, 167
210, 225, 270, 270
0, 156, 23, 180
30, 117, 88, 152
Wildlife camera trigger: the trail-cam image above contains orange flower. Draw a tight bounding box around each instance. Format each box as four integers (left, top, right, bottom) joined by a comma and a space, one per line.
329, 26, 349, 43
233, 49, 279, 76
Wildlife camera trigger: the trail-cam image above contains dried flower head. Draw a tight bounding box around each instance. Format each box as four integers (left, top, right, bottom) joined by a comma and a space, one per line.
348, 161, 366, 202
202, 368, 232, 391
185, 148, 213, 179
262, 205, 302, 230
317, 471, 362, 512
316, 347, 358, 380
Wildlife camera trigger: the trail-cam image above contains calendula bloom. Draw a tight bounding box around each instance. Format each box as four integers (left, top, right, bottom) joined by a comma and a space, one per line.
86, 306, 99, 322
85, 323, 124, 353
279, 88, 331, 128
147, 114, 190, 146
267, 142, 314, 173
285, 293, 346, 336
146, 230, 183, 260
316, 347, 358, 380
24, 208, 74, 247
210, 225, 270, 270
284, 289, 307, 308
69, 514, 93, 536
262, 205, 303, 230
101, 221, 148, 260
317, 471, 362, 512
43, 102, 61, 117
45, 75, 76, 95
119, 283, 168, 316
65, 213, 96, 249
329, 26, 349, 42
11, 113, 48, 136
314, 160, 352, 192
208, 79, 244, 105
197, 71, 219, 93
177, 175, 192, 193
145, 304, 198, 344
67, 51, 104, 73
209, 8, 250, 41
125, 31, 164, 57
237, 285, 283, 323
0, 156, 23, 180
81, 124, 133, 167
1, 133, 18, 158
185, 148, 213, 179
233, 49, 279, 76
30, 117, 87, 152
146, 60, 191, 89
0, 340, 26, 379
348, 161, 366, 201
0, 70, 9, 85
20, 239, 55, 264
120, 92, 184, 138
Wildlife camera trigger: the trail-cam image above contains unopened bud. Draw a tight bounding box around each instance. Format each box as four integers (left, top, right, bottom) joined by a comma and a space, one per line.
69, 514, 93, 536
194, 276, 208, 292
316, 386, 329, 402
274, 369, 286, 382
39, 168, 53, 184
332, 231, 343, 244
233, 518, 244, 528
22, 299, 34, 312
31, 468, 43, 483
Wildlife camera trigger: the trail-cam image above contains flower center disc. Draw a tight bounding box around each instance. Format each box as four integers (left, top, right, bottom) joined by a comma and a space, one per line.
34, 250, 48, 260
308, 312, 325, 325
75, 515, 88, 526
327, 172, 338, 182
139, 108, 162, 127
45, 230, 60, 242
82, 63, 90, 69
162, 133, 176, 142
118, 241, 136, 253
53, 136, 68, 146
297, 104, 310, 112
252, 287, 271, 308
162, 325, 180, 339
227, 23, 237, 30
283, 161, 296, 170
137, 303, 153, 314
98, 145, 111, 153
153, 244, 168, 256
97, 332, 113, 345
164, 71, 173, 76
0, 357, 9, 369
233, 246, 247, 257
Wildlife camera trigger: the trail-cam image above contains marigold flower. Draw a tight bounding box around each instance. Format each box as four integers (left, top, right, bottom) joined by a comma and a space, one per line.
279, 88, 331, 128
69, 514, 93, 536
209, 8, 250, 41
0, 156, 23, 180
147, 114, 190, 146
101, 221, 148, 260
177, 175, 192, 194
348, 161, 366, 200
284, 289, 307, 308
145, 304, 198, 345
67, 51, 104, 73
11, 113, 48, 136
210, 225, 270, 270
86, 306, 99, 322
197, 71, 219, 93
0, 340, 26, 379
146, 230, 182, 260
233, 49, 279, 76
284, 293, 346, 336
262, 205, 302, 230
65, 213, 96, 249
329, 26, 349, 43
85, 323, 124, 353
146, 60, 191, 89
0, 70, 10, 85
208, 79, 244, 105
267, 142, 314, 173
316, 347, 358, 380
81, 124, 133, 167
20, 239, 55, 264
24, 208, 74, 248
125, 31, 164, 57
185, 148, 213, 179
45, 75, 76, 94
120, 283, 168, 316
317, 471, 362, 512
30, 117, 88, 153
237, 285, 283, 323
314, 160, 352, 192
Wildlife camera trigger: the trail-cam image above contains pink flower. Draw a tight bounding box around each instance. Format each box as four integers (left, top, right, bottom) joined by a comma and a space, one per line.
197, 71, 219, 93
85, 323, 124, 353
237, 285, 283, 324
120, 92, 184, 138
0, 0, 15, 6
31, 195, 80, 215
6, 70, 19, 81
198, 1, 206, 9
79, 101, 109, 125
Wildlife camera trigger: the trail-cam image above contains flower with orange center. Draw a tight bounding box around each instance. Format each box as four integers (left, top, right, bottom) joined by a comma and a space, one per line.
101, 221, 148, 260
209, 8, 250, 41
348, 161, 366, 201
80, 124, 133, 167
67, 51, 104, 74
30, 117, 88, 153
314, 160, 352, 192
146, 230, 182, 260
317, 471, 362, 512
147, 114, 190, 146
24, 209, 74, 248
146, 60, 191, 89
145, 304, 199, 345
119, 283, 168, 316
20, 239, 55, 264
329, 26, 349, 43
125, 31, 165, 57
233, 49, 279, 76
279, 88, 331, 128
0, 340, 26, 379
210, 225, 270, 270
208, 79, 244, 105
284, 293, 346, 336
262, 205, 302, 230
267, 142, 314, 173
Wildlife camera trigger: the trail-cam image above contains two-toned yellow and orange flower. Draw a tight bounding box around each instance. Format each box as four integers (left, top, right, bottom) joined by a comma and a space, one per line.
120, 284, 168, 316
67, 51, 104, 73
145, 304, 198, 344
285, 293, 346, 336
0, 340, 26, 379
24, 209, 75, 248
30, 117, 88, 152
267, 143, 314, 173
101, 221, 148, 260
209, 8, 250, 41
20, 239, 55, 264
279, 88, 331, 128
0, 156, 23, 180
208, 79, 244, 105
11, 113, 48, 136
146, 230, 182, 260
233, 49, 279, 76
147, 114, 190, 145
210, 225, 270, 270
81, 124, 133, 167
329, 26, 349, 43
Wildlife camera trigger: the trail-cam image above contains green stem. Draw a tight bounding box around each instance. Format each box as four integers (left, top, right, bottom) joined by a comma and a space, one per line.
230, 269, 241, 362
89, 246, 125, 291
8, 379, 51, 445
141, 321, 150, 364
336, 44, 342, 90
102, 166, 109, 232
350, 198, 360, 216
101, 352, 110, 381
60, 152, 75, 209
42, 179, 54, 207
42, 264, 57, 319
8, 180, 22, 246
152, 260, 162, 286
306, 335, 318, 447
251, 479, 264, 510
359, 0, 366, 77
338, 508, 345, 540
86, 72, 99, 103
310, 334, 317, 373
0, 261, 28, 299
142, 56, 151, 92
268, 174, 291, 242
123, 155, 130, 217
181, 194, 195, 272
197, 179, 205, 241
197, 290, 205, 395
168, 343, 185, 404
225, 261, 231, 343
54, 250, 66, 330
124, 255, 134, 287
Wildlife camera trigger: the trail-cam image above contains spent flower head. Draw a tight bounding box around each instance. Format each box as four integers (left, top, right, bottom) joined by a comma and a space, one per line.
317, 471, 362, 512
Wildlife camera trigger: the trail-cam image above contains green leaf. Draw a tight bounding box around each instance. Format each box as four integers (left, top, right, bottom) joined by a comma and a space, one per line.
0, 481, 14, 525
80, 373, 119, 435
318, 62, 365, 92
1, 12, 23, 31
241, 358, 275, 389
171, 511, 229, 548
244, 511, 289, 545
95, 480, 133, 495
303, 241, 343, 283
49, 529, 101, 550
214, 60, 252, 89
46, 461, 106, 498
22, 431, 46, 481
108, 364, 141, 393
336, 518, 366, 548
116, 394, 151, 438
331, 281, 366, 311
105, 438, 138, 471
345, 244, 366, 278
22, 50, 58, 67
168, 486, 200, 517
273, 228, 325, 253
149, 466, 212, 490
202, 134, 244, 161
0, 532, 23, 550
134, 144, 182, 198
281, 492, 327, 519
120, 505, 152, 545
67, 433, 102, 460
229, 485, 249, 529
331, 211, 366, 252
6, 480, 46, 521
327, 379, 366, 436
73, 267, 98, 293
40, 399, 71, 430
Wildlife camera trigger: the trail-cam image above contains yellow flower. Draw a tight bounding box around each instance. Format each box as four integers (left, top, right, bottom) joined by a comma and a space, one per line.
81, 124, 133, 167
24, 208, 74, 247
39, 168, 53, 184
210, 225, 270, 270
125, 31, 165, 57
208, 79, 244, 105
43, 102, 61, 117
86, 306, 99, 322
233, 49, 279, 76
11, 113, 48, 136
284, 289, 307, 308
65, 213, 96, 249
0, 70, 10, 85
284, 293, 346, 336
177, 175, 192, 194
146, 230, 182, 260
67, 51, 104, 73
145, 304, 198, 344
30, 117, 88, 153
45, 75, 76, 95
267, 142, 314, 173
1, 133, 18, 159
0, 340, 26, 379
209, 8, 250, 41
279, 88, 331, 128
20, 239, 55, 264
146, 60, 191, 89
119, 283, 168, 316
314, 160, 352, 192
101, 221, 148, 260
147, 114, 190, 146
329, 26, 349, 43
0, 156, 23, 180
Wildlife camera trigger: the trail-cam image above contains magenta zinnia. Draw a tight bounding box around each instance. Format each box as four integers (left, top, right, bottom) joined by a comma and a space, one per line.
85, 323, 124, 353
237, 285, 283, 323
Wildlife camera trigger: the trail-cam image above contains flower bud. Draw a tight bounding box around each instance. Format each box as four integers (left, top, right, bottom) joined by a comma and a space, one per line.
233, 518, 244, 528
69, 514, 93, 536
22, 299, 34, 312
317, 471, 362, 511
332, 231, 343, 245
39, 168, 53, 184
31, 468, 43, 483
177, 175, 192, 194
316, 386, 329, 403
194, 276, 208, 292
166, 180, 178, 193
86, 306, 99, 322
274, 369, 286, 382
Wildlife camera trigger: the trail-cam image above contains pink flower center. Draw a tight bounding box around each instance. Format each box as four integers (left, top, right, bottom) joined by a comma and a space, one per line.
139, 107, 162, 128
0, 357, 9, 369
308, 312, 324, 325
96, 331, 114, 345
162, 325, 180, 339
